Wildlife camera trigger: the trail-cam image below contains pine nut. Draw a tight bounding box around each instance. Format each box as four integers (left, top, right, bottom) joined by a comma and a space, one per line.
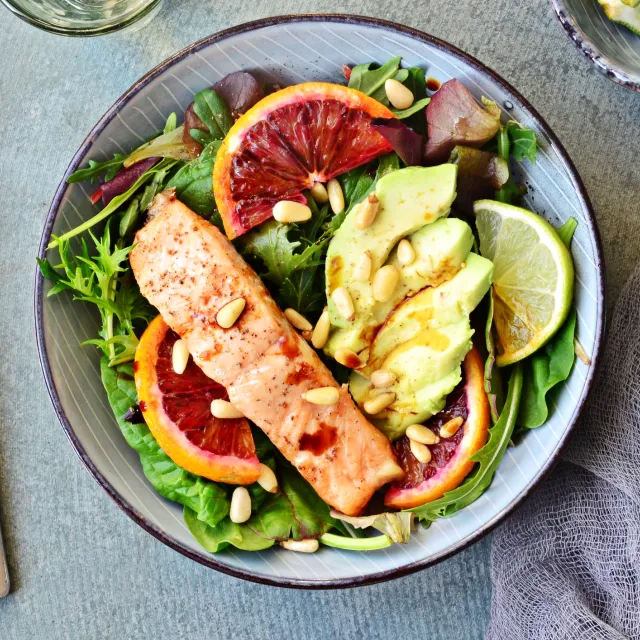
327, 178, 345, 214
354, 194, 379, 230
407, 424, 440, 445
280, 538, 319, 553
371, 369, 398, 389
410, 439, 432, 464
363, 392, 396, 415
230, 487, 252, 523
216, 297, 246, 328
257, 463, 278, 493
310, 182, 329, 204
372, 265, 400, 302
171, 339, 190, 375
397, 239, 416, 266
354, 250, 372, 282
284, 308, 313, 331
302, 387, 340, 405
440, 416, 464, 438
385, 78, 414, 110
311, 307, 331, 349
331, 287, 355, 321
334, 347, 362, 368
211, 399, 245, 419
273, 200, 312, 223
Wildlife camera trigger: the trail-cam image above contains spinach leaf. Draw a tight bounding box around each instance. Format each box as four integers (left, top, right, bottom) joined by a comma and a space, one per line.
67, 154, 126, 184
517, 217, 578, 429
101, 358, 230, 528
391, 98, 431, 120
348, 57, 401, 95
411, 363, 523, 520
167, 141, 221, 219
247, 459, 338, 541
507, 121, 537, 164
184, 507, 274, 552
191, 89, 234, 145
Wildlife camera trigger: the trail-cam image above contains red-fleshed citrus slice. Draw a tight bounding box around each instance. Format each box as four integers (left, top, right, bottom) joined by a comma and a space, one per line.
134, 315, 261, 484
214, 82, 395, 238
384, 347, 490, 509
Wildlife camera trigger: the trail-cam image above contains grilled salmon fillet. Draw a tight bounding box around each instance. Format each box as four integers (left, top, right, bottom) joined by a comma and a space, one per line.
130, 191, 403, 515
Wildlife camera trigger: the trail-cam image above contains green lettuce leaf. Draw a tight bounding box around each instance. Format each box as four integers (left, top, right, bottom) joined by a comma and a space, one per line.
411, 363, 523, 520
348, 57, 402, 95
100, 358, 230, 528
190, 89, 233, 146
330, 510, 415, 543
506, 121, 537, 164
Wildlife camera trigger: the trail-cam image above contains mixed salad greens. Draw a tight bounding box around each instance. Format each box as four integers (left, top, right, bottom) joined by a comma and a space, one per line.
39, 57, 580, 553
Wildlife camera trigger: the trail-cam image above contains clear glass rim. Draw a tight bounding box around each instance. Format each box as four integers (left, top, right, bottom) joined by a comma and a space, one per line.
0, 0, 163, 36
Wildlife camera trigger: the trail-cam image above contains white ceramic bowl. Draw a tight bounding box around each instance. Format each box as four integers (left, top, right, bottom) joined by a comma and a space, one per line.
36, 15, 605, 588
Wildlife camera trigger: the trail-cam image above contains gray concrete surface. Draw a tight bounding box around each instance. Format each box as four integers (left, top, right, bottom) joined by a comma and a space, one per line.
0, 0, 637, 638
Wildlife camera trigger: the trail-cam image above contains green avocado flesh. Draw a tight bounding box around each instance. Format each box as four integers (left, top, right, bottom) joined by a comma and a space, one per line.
324, 165, 494, 441
599, 0, 640, 33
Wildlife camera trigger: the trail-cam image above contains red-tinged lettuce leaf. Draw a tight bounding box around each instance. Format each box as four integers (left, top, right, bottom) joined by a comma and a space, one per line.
372, 118, 424, 166
213, 71, 265, 116
101, 158, 157, 206
424, 79, 501, 165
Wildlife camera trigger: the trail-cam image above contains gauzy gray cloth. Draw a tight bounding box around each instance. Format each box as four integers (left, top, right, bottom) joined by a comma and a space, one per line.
487, 264, 640, 640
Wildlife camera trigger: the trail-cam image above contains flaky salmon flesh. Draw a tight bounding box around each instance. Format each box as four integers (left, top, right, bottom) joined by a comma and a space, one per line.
130, 191, 403, 516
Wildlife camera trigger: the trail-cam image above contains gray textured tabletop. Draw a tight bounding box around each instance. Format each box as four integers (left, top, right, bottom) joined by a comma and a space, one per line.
0, 1, 638, 638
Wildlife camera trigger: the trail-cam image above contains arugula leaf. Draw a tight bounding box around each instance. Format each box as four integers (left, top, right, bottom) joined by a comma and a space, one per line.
67, 154, 126, 184
517, 217, 578, 429
506, 121, 537, 164
167, 141, 221, 219
101, 359, 230, 528
348, 57, 401, 95
191, 89, 234, 145
411, 363, 523, 520
124, 125, 191, 167
47, 158, 179, 250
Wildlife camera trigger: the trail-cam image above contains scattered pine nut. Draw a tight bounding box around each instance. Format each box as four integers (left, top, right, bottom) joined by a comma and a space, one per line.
574, 338, 591, 365
410, 439, 432, 464
353, 250, 372, 282
370, 369, 398, 388
331, 287, 355, 321
311, 307, 331, 349
171, 339, 190, 375
385, 78, 414, 110
280, 538, 319, 553
440, 416, 464, 438
310, 182, 329, 204
406, 424, 440, 445
354, 194, 380, 230
210, 399, 245, 419
334, 347, 362, 368
363, 391, 396, 415
257, 463, 278, 493
284, 308, 313, 331
327, 179, 345, 214
372, 265, 400, 302
230, 487, 252, 523
303, 387, 340, 405
397, 239, 416, 266
216, 297, 246, 328
273, 200, 312, 223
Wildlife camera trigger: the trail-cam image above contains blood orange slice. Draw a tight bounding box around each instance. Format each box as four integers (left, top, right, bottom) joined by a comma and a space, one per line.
214, 82, 395, 238
384, 347, 490, 509
135, 315, 261, 484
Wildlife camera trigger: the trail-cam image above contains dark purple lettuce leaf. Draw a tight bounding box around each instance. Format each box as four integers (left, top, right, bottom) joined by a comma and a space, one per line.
101, 158, 157, 206
371, 118, 423, 167
424, 79, 501, 165
213, 71, 265, 116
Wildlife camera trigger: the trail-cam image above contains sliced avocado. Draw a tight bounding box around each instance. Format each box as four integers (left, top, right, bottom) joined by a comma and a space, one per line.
367, 252, 494, 373
325, 165, 458, 335
599, 0, 640, 33
326, 213, 468, 358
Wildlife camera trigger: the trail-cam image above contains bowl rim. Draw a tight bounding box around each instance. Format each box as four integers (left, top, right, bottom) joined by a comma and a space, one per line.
550, 0, 640, 93
35, 13, 606, 589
